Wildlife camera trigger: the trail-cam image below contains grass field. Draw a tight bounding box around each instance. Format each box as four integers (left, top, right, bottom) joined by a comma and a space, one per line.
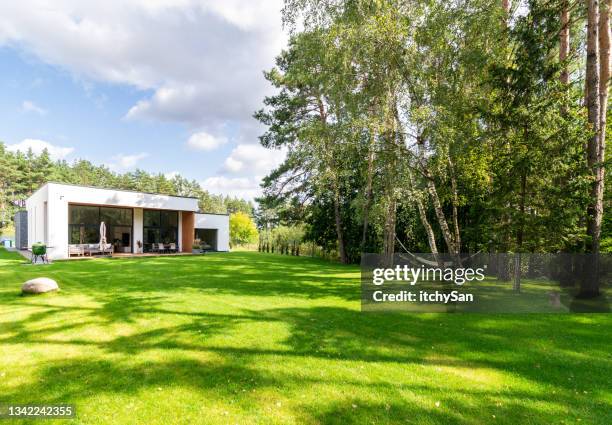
0, 248, 610, 424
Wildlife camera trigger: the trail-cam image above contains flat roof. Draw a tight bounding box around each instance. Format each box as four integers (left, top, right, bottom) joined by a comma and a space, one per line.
27, 182, 231, 215
32, 181, 199, 199
196, 211, 230, 216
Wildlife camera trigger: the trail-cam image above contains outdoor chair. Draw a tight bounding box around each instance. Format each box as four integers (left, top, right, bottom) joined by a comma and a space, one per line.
101, 243, 113, 255
69, 244, 84, 257
168, 243, 177, 253
157, 243, 166, 253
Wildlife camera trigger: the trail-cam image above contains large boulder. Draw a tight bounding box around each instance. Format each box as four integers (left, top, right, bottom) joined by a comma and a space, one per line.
22, 277, 59, 294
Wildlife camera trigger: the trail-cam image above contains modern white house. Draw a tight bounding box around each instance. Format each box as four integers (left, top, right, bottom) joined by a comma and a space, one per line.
25, 182, 230, 260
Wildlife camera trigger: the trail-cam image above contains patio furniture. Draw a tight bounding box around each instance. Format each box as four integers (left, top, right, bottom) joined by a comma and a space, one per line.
157, 243, 166, 253
168, 243, 177, 253
31, 243, 48, 264
69, 244, 84, 257
86, 244, 102, 256
83, 243, 112, 256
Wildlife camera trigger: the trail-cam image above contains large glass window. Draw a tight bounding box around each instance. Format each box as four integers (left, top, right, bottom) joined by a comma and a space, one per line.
100, 207, 132, 226
69, 205, 98, 225
143, 210, 161, 227
195, 229, 218, 251
68, 205, 133, 253
143, 209, 178, 252
161, 210, 178, 227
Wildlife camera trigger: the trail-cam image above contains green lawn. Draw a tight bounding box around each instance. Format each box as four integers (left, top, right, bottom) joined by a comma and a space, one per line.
0, 248, 610, 424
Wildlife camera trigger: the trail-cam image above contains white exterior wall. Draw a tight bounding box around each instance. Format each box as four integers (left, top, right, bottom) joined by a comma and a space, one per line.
27, 183, 199, 260
48, 184, 69, 260
25, 184, 48, 248
133, 208, 143, 253
194, 213, 230, 251
177, 211, 183, 252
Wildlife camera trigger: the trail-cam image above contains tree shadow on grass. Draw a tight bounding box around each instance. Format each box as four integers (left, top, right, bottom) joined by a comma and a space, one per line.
298, 387, 587, 425
300, 400, 465, 425
2, 250, 610, 422
123, 252, 361, 301
2, 352, 600, 424
0, 358, 277, 407
4, 302, 610, 400
1, 303, 610, 423
273, 307, 612, 391
6, 252, 363, 302
4, 289, 611, 389
0, 357, 518, 424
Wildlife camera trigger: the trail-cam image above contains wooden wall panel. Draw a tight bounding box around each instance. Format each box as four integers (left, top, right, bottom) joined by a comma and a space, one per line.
181, 211, 194, 253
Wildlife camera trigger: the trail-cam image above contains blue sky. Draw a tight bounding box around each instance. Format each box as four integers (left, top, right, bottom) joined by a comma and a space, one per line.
0, 1, 287, 199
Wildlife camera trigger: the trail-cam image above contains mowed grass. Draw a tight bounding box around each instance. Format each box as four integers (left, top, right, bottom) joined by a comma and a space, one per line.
0, 248, 610, 424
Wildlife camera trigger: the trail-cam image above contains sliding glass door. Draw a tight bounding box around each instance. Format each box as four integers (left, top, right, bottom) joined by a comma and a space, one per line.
68, 205, 99, 245
143, 209, 178, 252
68, 205, 133, 252
100, 207, 133, 253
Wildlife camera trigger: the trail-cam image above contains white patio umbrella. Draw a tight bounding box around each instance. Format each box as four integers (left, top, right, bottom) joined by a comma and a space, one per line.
99, 221, 107, 255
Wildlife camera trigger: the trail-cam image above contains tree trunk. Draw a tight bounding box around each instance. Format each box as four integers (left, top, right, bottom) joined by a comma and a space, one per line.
408, 167, 440, 258
360, 129, 376, 254
382, 196, 396, 266
416, 198, 439, 255
333, 182, 349, 264
502, 0, 511, 26
415, 135, 457, 256
586, 0, 601, 253
381, 98, 402, 266
514, 170, 527, 292
599, 0, 610, 217
560, 1, 570, 84
584, 0, 602, 296
448, 156, 462, 253
317, 97, 349, 264
426, 177, 457, 255
393, 107, 441, 261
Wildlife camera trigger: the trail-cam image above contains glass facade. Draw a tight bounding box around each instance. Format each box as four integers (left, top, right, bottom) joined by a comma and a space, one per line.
194, 229, 217, 251
143, 209, 178, 252
68, 205, 133, 252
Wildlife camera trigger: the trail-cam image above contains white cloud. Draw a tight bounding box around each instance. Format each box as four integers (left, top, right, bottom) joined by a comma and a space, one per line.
224, 156, 244, 173
21, 100, 47, 115
186, 131, 227, 151
0, 1, 286, 136
202, 143, 285, 200
0, 1, 288, 198
222, 144, 285, 176
201, 176, 262, 200
6, 138, 73, 160
109, 152, 149, 170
